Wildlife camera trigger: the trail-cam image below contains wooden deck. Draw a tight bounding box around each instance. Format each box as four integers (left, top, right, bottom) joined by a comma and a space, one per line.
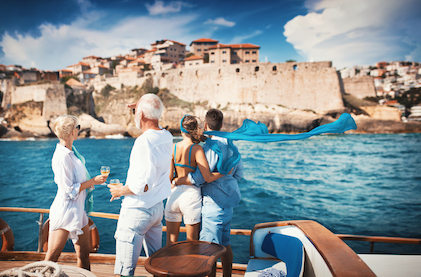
0, 252, 246, 277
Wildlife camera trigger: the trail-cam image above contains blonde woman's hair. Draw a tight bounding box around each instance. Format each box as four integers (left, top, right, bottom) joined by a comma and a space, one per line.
53, 115, 78, 140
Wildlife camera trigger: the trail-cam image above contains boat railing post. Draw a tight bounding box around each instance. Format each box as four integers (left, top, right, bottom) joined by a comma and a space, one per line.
370, 242, 374, 253
37, 213, 44, 252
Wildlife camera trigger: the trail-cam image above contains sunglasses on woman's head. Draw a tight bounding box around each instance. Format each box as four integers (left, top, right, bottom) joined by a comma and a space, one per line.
76, 125, 81, 130
132, 109, 136, 115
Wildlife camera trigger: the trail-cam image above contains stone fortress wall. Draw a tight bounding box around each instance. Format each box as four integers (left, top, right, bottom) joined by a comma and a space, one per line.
342, 76, 376, 99
10, 83, 67, 120
156, 61, 345, 113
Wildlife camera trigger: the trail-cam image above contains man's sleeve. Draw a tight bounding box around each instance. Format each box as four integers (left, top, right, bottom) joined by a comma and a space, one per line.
233, 158, 244, 181
126, 140, 156, 195
188, 144, 218, 187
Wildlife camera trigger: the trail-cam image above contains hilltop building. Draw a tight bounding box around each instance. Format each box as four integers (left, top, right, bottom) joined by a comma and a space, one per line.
189, 38, 219, 58
209, 43, 260, 65
150, 39, 186, 64
184, 55, 204, 68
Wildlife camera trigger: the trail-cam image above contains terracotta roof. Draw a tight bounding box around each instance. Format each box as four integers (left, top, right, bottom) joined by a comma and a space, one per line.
151, 39, 186, 46
208, 43, 260, 49
66, 78, 85, 87
82, 69, 98, 75
97, 65, 109, 68
190, 38, 218, 45
385, 100, 398, 105
184, 54, 204, 61
68, 62, 90, 67
83, 55, 102, 60
146, 49, 157, 52
60, 69, 73, 72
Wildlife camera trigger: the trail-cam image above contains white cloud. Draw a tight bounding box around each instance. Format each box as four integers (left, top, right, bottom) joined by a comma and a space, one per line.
204, 17, 235, 27
0, 12, 199, 70
284, 0, 421, 68
145, 1, 189, 15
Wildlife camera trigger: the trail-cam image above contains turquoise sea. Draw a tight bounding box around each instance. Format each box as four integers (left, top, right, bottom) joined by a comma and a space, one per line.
1, 133, 421, 264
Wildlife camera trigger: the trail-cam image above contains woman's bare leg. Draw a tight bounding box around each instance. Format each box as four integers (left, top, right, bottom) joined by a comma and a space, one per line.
166, 221, 181, 245
74, 224, 91, 270
44, 229, 69, 262
185, 222, 200, 241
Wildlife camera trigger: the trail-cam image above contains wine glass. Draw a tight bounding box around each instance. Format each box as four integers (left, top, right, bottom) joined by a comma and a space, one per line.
109, 178, 121, 200
100, 166, 110, 185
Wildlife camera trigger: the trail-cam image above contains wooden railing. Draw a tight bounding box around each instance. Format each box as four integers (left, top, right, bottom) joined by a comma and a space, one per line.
1, 207, 420, 254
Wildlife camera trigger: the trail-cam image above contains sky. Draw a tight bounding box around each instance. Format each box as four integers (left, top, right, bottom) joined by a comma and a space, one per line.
0, 0, 420, 71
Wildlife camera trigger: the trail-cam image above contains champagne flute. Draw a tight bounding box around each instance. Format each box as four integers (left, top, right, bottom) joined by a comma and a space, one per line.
100, 166, 110, 185
109, 179, 121, 200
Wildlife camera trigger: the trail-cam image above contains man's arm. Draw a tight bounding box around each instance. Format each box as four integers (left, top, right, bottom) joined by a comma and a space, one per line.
187, 144, 219, 187
233, 158, 244, 181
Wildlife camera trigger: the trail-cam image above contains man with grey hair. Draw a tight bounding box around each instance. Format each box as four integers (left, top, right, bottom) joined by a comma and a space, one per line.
108, 93, 173, 276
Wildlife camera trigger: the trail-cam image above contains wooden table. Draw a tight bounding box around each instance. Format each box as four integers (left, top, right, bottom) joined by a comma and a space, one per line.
145, 241, 227, 277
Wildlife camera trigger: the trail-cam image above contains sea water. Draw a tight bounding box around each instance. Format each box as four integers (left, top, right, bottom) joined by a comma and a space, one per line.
1, 134, 420, 264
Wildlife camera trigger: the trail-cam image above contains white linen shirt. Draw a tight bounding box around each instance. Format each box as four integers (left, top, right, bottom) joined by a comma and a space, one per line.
50, 143, 88, 242
122, 128, 173, 209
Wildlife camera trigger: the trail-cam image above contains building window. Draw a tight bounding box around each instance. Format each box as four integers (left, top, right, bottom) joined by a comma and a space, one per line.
233, 51, 237, 54
272, 66, 277, 71
236, 68, 240, 73
233, 60, 237, 64
293, 64, 297, 71
222, 51, 226, 54
255, 66, 259, 72
252, 60, 256, 62
204, 43, 208, 45
223, 60, 226, 63
211, 52, 215, 55
197, 49, 201, 51
204, 49, 208, 51
196, 62, 199, 65
211, 61, 215, 63
246, 51, 250, 54
246, 60, 250, 63
252, 51, 256, 54
189, 63, 192, 66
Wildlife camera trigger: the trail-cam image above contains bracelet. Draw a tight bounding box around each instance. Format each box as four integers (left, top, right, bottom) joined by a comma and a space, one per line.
172, 179, 176, 186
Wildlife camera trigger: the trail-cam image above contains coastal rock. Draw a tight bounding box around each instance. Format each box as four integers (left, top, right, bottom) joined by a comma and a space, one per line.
0, 126, 35, 139
18, 117, 51, 136
77, 113, 127, 137
360, 106, 401, 121
4, 101, 53, 137
353, 115, 421, 133
126, 126, 143, 138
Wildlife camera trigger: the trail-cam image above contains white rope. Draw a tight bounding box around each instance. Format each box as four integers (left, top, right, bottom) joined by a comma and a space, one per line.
0, 225, 10, 235
0, 261, 66, 277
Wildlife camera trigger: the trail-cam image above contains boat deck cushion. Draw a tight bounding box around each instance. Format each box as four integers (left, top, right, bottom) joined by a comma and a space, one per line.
245, 258, 287, 277
261, 233, 304, 277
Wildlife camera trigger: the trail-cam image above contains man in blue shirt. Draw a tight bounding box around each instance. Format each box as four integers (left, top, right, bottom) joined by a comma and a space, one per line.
175, 109, 244, 277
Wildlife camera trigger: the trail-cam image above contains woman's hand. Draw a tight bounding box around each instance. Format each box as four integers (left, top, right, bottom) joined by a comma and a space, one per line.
80, 174, 108, 191
93, 174, 108, 185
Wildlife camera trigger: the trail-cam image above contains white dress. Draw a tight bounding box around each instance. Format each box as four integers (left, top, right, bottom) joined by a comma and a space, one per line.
49, 144, 88, 243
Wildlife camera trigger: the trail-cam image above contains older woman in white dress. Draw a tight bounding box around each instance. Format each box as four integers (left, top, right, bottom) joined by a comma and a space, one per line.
44, 115, 107, 270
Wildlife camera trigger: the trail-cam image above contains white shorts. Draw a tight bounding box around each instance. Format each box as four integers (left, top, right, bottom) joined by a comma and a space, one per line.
165, 185, 202, 225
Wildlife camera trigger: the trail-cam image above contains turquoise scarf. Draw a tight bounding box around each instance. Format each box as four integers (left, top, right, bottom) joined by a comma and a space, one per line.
204, 113, 357, 174
72, 145, 93, 215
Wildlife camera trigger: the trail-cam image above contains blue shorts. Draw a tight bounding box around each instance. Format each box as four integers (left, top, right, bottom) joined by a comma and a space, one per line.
200, 203, 233, 246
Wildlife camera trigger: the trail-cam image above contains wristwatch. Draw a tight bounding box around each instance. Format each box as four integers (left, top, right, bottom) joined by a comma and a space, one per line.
172, 179, 176, 186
